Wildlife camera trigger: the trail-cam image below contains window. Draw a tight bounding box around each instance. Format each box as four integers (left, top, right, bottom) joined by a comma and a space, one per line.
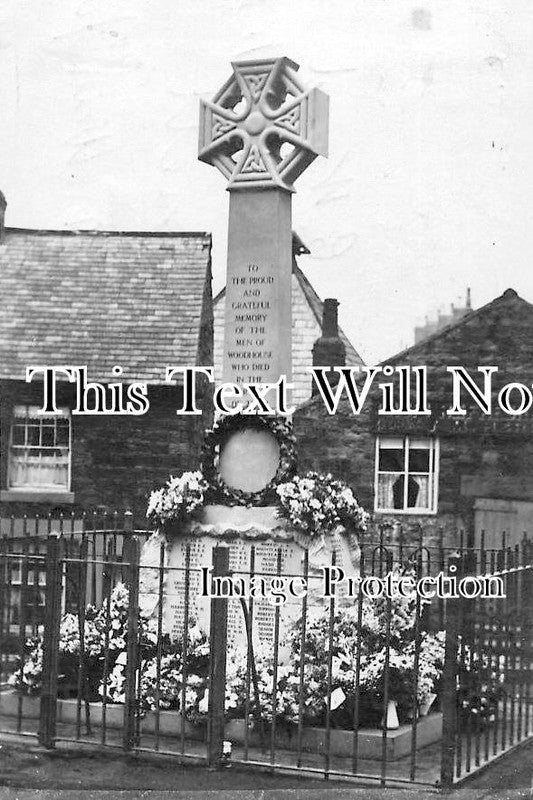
374, 436, 439, 514
8, 405, 71, 491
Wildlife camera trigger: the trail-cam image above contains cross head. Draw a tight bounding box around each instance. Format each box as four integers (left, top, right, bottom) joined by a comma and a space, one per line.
199, 57, 328, 192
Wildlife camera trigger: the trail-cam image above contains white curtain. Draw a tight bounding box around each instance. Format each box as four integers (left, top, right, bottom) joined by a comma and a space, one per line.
377, 473, 430, 510
10, 453, 69, 488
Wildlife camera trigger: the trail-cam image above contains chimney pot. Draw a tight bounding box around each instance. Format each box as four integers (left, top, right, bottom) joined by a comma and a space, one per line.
312, 297, 346, 395
322, 298, 339, 338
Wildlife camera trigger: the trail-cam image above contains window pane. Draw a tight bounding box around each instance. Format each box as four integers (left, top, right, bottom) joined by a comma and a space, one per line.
377, 474, 396, 509
409, 475, 430, 508
12, 425, 26, 446
56, 424, 69, 446
391, 475, 408, 509
409, 446, 430, 472
26, 425, 41, 446
379, 448, 404, 471
41, 425, 55, 447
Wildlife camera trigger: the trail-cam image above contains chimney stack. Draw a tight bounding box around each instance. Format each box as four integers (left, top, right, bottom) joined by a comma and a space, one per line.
312, 298, 346, 395
0, 192, 6, 244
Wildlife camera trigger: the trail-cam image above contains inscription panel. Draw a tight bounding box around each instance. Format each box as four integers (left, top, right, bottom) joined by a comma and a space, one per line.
223, 190, 292, 388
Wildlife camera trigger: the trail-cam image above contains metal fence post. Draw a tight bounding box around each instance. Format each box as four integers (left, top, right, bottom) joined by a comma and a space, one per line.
207, 546, 230, 768
124, 510, 134, 534
38, 535, 64, 749
122, 535, 140, 750
440, 556, 462, 792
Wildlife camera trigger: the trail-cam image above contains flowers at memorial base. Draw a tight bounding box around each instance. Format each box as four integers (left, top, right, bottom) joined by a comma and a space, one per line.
146, 471, 208, 527
215, 578, 445, 730
8, 574, 450, 731
410, 632, 446, 702
58, 611, 103, 657
7, 638, 43, 695
135, 653, 207, 720
104, 661, 126, 705
275, 471, 369, 538
9, 583, 158, 698
456, 640, 506, 721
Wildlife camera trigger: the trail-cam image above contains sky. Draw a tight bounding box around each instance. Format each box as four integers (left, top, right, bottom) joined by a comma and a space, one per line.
1, 0, 532, 364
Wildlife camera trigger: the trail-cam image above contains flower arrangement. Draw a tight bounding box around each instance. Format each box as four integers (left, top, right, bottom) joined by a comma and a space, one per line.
98, 620, 212, 724
455, 638, 506, 724
146, 471, 208, 528
9, 582, 214, 725
9, 578, 446, 730
9, 638, 43, 696
146, 416, 369, 547
9, 584, 159, 700
221, 572, 444, 729
275, 472, 369, 538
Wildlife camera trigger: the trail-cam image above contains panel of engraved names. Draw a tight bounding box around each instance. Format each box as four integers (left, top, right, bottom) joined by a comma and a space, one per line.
163, 536, 305, 646
163, 538, 210, 642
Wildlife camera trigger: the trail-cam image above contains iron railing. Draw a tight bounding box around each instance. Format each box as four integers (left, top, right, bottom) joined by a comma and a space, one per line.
0, 528, 531, 790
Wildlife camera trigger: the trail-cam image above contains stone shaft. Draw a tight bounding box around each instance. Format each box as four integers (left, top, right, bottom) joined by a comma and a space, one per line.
223, 188, 292, 386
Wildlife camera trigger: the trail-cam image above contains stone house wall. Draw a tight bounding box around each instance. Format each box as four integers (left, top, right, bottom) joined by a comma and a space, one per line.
0, 380, 212, 523
294, 290, 533, 548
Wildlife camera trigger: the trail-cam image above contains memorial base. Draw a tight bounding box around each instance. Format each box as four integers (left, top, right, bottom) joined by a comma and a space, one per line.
0, 690, 441, 759
0, 690, 204, 740
225, 713, 443, 761
0, 690, 442, 759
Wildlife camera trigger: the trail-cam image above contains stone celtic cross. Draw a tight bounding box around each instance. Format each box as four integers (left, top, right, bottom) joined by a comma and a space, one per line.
199, 57, 329, 392
199, 57, 328, 192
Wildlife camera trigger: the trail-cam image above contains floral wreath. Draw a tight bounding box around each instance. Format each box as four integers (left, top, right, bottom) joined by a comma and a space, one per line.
201, 414, 297, 507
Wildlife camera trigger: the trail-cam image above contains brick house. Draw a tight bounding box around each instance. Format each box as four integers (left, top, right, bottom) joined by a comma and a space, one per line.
213, 234, 363, 407
295, 288, 533, 549
0, 206, 213, 522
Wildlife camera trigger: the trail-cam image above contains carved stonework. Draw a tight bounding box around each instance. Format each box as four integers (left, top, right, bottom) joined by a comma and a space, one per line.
199, 57, 329, 192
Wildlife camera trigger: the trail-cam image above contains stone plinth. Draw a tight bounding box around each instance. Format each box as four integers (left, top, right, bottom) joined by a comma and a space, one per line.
225, 713, 443, 761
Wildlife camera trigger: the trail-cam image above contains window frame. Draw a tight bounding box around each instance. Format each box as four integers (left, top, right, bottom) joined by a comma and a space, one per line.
373, 435, 439, 515
7, 405, 72, 493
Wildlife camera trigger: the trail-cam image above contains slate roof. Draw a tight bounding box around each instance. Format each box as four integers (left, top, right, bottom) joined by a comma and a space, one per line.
0, 228, 212, 384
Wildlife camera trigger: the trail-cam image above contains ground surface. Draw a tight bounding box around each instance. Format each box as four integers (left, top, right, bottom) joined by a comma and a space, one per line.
0, 736, 531, 799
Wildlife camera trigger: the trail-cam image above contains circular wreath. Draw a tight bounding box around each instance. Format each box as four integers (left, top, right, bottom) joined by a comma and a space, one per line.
201, 414, 297, 506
